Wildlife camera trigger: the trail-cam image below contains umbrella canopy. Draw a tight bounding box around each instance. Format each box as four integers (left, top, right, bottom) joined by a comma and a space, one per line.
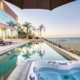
5, 0, 75, 10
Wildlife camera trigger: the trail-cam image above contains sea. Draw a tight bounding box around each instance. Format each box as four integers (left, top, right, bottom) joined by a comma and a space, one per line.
46, 37, 80, 42
46, 37, 80, 51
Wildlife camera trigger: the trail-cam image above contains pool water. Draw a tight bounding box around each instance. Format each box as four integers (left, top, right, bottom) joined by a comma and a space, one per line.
17, 42, 66, 63
37, 67, 80, 80
0, 42, 67, 79
0, 52, 17, 80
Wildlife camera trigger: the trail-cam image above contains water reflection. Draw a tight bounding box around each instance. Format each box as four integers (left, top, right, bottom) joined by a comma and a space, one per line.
36, 49, 45, 58
16, 42, 45, 60
16, 42, 66, 61
23, 43, 45, 59
22, 51, 31, 60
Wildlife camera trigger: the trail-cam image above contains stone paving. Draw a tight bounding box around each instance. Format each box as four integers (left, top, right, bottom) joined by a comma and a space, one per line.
7, 61, 28, 80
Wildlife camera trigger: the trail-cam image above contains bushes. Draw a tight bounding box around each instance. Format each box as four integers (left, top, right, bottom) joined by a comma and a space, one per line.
18, 31, 26, 39
57, 43, 62, 48
35, 37, 39, 39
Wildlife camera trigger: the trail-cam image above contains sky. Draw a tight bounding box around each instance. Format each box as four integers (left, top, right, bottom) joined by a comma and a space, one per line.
5, 0, 80, 38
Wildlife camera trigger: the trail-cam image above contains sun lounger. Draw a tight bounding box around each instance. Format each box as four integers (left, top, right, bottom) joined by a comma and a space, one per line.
0, 39, 13, 45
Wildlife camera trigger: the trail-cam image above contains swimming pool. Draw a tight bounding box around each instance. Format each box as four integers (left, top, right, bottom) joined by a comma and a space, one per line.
17, 42, 67, 64
28, 61, 80, 80
0, 42, 67, 79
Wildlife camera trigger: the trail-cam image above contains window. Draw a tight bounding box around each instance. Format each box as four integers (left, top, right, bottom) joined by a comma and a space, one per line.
0, 9, 17, 27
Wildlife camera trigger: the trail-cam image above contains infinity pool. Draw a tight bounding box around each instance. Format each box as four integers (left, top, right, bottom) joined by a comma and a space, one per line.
17, 42, 66, 63
0, 42, 67, 79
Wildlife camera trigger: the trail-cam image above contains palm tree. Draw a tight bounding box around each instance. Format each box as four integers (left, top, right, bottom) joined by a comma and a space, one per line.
18, 27, 24, 39
22, 22, 31, 39
32, 26, 36, 39
38, 24, 45, 39
17, 23, 23, 38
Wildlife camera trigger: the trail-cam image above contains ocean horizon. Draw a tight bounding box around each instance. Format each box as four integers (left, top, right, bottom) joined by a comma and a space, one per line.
46, 37, 80, 42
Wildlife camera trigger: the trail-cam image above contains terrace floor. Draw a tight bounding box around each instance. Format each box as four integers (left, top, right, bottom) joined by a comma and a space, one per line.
0, 39, 29, 55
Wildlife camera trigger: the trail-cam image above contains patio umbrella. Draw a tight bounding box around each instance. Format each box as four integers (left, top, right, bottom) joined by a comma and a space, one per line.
5, 0, 75, 10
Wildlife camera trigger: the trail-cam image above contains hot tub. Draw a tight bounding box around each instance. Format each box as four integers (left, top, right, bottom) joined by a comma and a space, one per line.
27, 61, 80, 80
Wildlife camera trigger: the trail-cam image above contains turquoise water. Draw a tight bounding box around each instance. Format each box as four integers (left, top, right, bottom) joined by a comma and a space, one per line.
37, 67, 80, 80
0, 42, 67, 80
0, 52, 17, 80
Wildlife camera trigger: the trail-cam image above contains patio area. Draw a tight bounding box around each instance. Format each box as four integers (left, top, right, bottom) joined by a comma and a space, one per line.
0, 39, 29, 55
